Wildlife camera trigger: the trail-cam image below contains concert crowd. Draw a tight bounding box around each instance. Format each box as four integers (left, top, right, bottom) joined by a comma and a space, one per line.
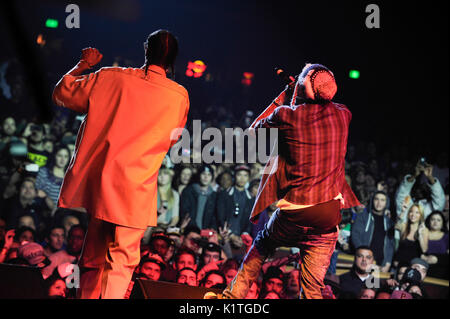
0, 59, 448, 300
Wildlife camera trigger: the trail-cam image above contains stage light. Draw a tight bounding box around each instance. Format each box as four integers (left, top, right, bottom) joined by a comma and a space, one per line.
241, 72, 254, 86
349, 70, 360, 79
186, 60, 207, 78
45, 19, 59, 28
36, 34, 46, 47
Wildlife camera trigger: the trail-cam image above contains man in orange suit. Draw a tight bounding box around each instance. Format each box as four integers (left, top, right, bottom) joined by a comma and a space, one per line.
52, 30, 189, 298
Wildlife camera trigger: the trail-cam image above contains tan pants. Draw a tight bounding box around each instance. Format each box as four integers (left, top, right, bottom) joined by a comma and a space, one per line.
77, 217, 145, 299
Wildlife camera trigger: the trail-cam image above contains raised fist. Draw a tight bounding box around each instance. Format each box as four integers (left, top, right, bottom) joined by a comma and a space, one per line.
80, 47, 103, 67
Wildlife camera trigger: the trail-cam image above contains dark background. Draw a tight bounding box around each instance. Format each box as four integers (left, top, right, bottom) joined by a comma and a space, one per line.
0, 0, 448, 160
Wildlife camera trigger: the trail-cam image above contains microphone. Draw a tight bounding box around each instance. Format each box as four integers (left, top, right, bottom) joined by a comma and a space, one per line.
275, 67, 296, 85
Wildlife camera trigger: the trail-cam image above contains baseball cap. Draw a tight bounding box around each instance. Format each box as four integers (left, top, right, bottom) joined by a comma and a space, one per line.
410, 258, 429, 270
141, 253, 167, 270
17, 242, 50, 268
149, 232, 175, 247
390, 290, 413, 299
234, 164, 251, 173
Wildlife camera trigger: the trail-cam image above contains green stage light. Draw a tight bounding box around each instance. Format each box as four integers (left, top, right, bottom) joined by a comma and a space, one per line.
45, 19, 59, 28
349, 70, 360, 79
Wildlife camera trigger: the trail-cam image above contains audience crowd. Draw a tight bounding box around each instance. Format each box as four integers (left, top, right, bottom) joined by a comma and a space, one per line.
0, 61, 448, 299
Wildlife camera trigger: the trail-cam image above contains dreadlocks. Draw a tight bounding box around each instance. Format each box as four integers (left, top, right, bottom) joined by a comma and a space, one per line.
144, 29, 178, 78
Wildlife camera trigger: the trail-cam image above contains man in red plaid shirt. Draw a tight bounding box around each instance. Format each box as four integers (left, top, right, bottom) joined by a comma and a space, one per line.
221, 63, 360, 299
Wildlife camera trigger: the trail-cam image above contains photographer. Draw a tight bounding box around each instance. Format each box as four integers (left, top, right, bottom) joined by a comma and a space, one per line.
395, 158, 445, 224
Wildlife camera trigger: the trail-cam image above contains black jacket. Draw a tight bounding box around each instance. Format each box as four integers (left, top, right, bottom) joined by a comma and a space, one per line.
179, 183, 217, 229
216, 187, 255, 235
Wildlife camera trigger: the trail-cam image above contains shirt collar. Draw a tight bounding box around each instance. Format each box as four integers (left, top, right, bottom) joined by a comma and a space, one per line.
147, 65, 167, 77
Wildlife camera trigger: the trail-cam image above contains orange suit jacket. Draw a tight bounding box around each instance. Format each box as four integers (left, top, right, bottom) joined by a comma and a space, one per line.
52, 65, 189, 229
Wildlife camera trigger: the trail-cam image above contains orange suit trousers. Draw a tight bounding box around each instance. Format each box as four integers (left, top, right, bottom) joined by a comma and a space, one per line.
77, 216, 145, 299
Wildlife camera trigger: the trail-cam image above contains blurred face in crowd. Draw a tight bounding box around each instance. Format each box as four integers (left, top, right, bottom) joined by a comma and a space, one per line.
286, 269, 300, 294
354, 248, 374, 274
411, 263, 427, 281
19, 180, 37, 202
204, 273, 224, 288
408, 285, 423, 296
158, 169, 173, 187
202, 249, 220, 265
245, 282, 259, 299
3, 117, 16, 136
182, 232, 201, 254
67, 227, 85, 255
176, 253, 197, 271
235, 170, 249, 188
150, 238, 169, 258
48, 228, 65, 251
249, 183, 259, 197
264, 278, 284, 294
355, 171, 366, 184
48, 279, 66, 298
139, 261, 161, 281
17, 215, 36, 230
199, 170, 213, 187
180, 168, 193, 185
224, 268, 237, 285
429, 213, 444, 232
250, 163, 263, 179
55, 148, 70, 169
376, 292, 391, 299
219, 172, 233, 190
372, 193, 387, 213
63, 215, 80, 237
18, 230, 34, 244
359, 288, 376, 299
30, 126, 44, 143
177, 268, 197, 287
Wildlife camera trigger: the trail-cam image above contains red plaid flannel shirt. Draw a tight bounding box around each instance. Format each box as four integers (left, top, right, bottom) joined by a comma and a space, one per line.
250, 102, 360, 223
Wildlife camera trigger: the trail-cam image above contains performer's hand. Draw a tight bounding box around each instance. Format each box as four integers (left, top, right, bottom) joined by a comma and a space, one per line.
80, 47, 103, 68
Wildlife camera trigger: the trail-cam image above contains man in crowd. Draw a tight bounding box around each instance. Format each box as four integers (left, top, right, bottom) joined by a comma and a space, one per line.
179, 164, 217, 229
43, 225, 65, 257
41, 224, 86, 279
339, 246, 376, 297
351, 191, 395, 272
176, 267, 198, 287
1, 177, 53, 229
216, 164, 255, 235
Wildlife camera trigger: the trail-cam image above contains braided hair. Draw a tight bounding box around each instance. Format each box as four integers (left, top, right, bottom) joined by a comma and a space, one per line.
144, 29, 178, 78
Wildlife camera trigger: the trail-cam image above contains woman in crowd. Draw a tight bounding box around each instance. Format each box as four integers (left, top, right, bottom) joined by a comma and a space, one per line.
157, 166, 180, 228
35, 146, 71, 206
393, 204, 429, 268
173, 165, 193, 195
421, 211, 448, 279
